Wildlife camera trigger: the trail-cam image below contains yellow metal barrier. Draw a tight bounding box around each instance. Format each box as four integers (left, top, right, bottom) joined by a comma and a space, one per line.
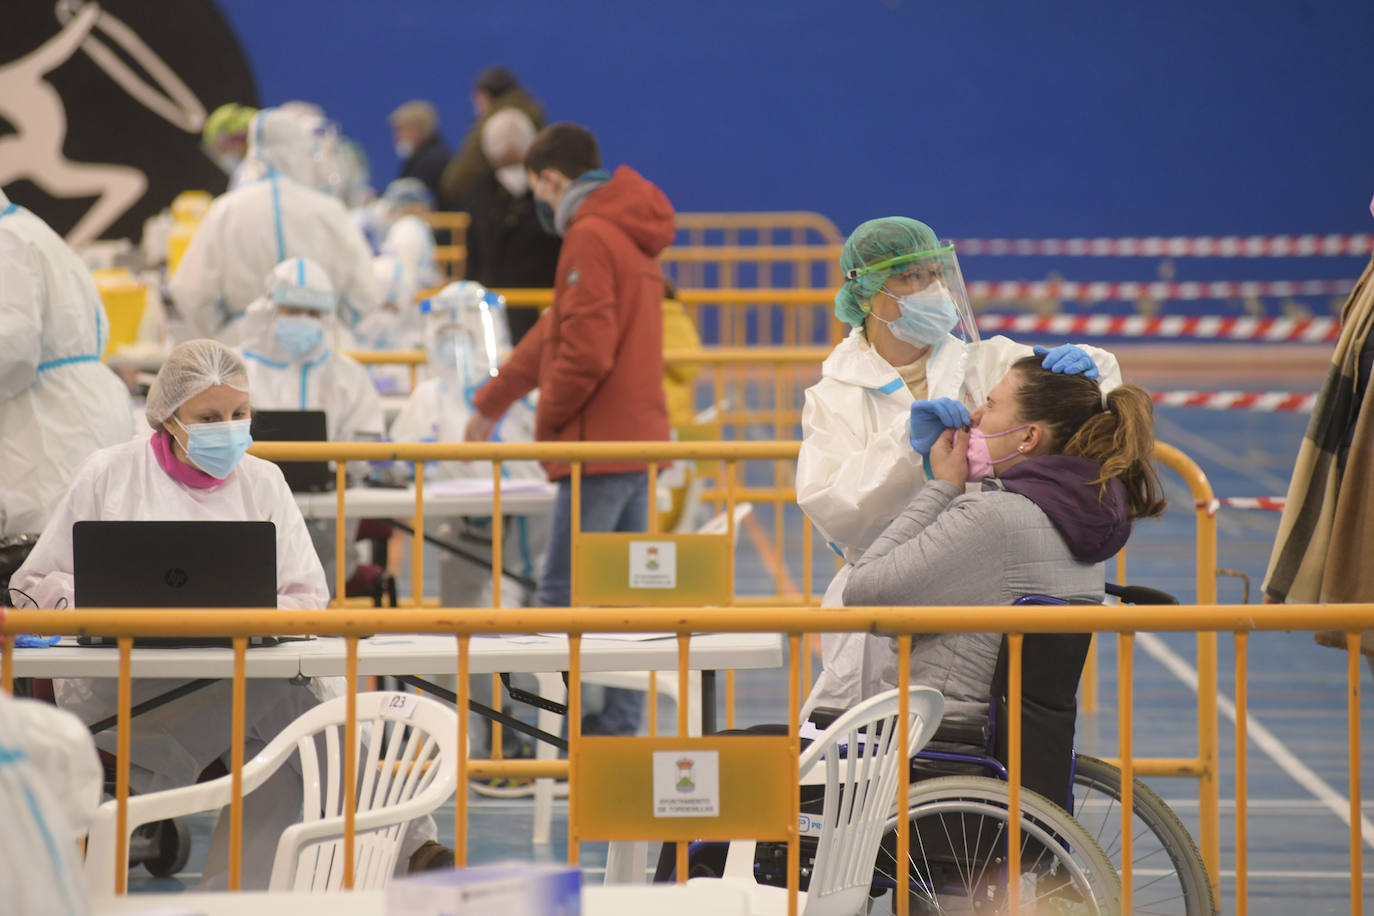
422, 212, 471, 280
4, 602, 1368, 913
250, 438, 1225, 891
674, 211, 845, 245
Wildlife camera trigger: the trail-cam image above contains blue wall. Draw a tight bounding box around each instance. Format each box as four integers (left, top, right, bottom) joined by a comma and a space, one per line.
219, 0, 1374, 241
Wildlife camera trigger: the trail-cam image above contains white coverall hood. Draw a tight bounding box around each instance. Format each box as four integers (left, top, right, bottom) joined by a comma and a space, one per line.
246, 107, 317, 186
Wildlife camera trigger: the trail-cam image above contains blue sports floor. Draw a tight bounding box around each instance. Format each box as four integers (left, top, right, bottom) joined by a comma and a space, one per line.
127, 348, 1374, 912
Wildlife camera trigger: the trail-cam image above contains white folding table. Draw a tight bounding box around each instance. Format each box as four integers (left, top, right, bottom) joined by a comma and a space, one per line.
291, 480, 556, 521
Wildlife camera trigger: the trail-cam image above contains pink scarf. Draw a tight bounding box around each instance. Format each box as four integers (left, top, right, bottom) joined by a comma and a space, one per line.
150, 429, 222, 489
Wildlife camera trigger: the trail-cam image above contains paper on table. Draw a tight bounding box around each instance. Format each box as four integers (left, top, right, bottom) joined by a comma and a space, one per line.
425, 477, 552, 497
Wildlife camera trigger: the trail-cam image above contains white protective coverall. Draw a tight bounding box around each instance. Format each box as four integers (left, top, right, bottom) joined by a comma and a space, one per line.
169, 108, 380, 344
0, 693, 102, 916
238, 291, 384, 597
796, 329, 1121, 719
0, 191, 134, 537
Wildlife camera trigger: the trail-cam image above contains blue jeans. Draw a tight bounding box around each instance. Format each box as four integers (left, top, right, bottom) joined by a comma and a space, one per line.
538, 471, 649, 736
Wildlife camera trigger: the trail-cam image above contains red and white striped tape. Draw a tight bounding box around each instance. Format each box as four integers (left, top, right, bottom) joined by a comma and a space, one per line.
975, 313, 1340, 342
1196, 497, 1286, 516
965, 279, 1353, 303
1152, 390, 1316, 411
956, 235, 1374, 257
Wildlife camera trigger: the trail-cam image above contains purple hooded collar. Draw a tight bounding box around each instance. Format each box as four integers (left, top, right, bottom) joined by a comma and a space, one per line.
990, 455, 1131, 563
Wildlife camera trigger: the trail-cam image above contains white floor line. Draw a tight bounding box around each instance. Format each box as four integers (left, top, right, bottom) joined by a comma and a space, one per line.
1137, 632, 1374, 851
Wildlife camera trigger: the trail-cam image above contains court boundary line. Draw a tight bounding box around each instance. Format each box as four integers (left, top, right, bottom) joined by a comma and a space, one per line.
1137, 631, 1374, 851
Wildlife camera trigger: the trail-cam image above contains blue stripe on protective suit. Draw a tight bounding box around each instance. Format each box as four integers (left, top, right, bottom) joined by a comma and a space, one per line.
874, 378, 904, 395
37, 354, 100, 373
270, 175, 286, 261
1, 745, 80, 915
299, 350, 331, 408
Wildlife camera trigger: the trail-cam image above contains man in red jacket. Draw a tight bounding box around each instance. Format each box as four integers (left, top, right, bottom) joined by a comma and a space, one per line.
466, 123, 675, 734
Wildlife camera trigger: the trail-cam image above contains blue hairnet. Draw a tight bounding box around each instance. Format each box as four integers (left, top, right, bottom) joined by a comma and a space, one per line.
834, 217, 943, 327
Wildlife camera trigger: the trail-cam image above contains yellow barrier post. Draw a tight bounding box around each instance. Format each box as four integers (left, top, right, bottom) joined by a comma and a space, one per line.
1349, 632, 1364, 916
1006, 633, 1023, 912
335, 461, 347, 603
895, 634, 913, 916
787, 632, 802, 916
1235, 631, 1249, 915
411, 461, 425, 605
229, 637, 247, 889
455, 634, 470, 865
116, 637, 132, 894
1118, 632, 1135, 914
343, 636, 358, 888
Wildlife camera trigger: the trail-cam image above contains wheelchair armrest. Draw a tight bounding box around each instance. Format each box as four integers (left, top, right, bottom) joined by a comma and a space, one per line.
1106, 582, 1180, 605
926, 719, 990, 753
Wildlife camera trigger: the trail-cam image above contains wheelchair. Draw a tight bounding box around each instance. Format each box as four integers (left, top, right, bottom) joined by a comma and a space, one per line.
670, 584, 1214, 915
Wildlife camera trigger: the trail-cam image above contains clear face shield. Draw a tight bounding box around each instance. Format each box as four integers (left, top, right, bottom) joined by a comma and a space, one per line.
862, 241, 979, 351
425, 291, 512, 399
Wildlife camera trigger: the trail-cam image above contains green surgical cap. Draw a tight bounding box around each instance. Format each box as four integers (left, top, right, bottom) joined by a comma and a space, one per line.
834, 216, 944, 327
202, 103, 258, 147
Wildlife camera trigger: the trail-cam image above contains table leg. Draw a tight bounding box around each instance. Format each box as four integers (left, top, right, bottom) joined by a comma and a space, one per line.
395, 675, 567, 750
702, 670, 718, 734
86, 679, 218, 734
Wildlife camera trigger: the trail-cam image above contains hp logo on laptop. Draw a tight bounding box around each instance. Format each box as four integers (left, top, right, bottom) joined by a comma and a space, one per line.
164, 568, 189, 588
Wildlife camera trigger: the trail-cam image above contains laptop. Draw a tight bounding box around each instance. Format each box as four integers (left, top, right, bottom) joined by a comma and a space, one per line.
250, 409, 334, 493
73, 520, 279, 647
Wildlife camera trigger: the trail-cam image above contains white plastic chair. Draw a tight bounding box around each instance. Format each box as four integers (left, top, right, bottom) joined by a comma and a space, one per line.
690, 686, 944, 916
85, 691, 458, 894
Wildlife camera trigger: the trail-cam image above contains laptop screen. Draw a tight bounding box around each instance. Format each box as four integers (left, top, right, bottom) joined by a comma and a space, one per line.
73, 521, 277, 609
249, 409, 333, 493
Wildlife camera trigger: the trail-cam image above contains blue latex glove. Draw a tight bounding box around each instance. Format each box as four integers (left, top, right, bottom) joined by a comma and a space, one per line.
908, 398, 972, 455
1033, 344, 1099, 379
13, 634, 60, 648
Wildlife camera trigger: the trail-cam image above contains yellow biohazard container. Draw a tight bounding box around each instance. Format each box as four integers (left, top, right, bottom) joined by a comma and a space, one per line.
91, 268, 147, 360
166, 190, 212, 276
170, 190, 212, 225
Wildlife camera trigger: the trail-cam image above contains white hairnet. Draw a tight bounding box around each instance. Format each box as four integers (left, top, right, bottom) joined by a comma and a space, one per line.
480, 108, 537, 166
145, 339, 249, 429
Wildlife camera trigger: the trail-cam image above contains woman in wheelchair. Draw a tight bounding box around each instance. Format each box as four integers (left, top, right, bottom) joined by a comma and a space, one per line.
841, 355, 1166, 734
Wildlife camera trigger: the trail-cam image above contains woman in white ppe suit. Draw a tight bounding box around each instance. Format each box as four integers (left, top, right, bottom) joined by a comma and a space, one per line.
390, 282, 548, 608
169, 107, 380, 345
238, 257, 385, 597
797, 216, 1122, 719
11, 341, 336, 889
0, 191, 134, 538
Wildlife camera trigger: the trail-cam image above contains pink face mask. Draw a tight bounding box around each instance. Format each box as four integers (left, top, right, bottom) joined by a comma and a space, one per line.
966, 424, 1029, 481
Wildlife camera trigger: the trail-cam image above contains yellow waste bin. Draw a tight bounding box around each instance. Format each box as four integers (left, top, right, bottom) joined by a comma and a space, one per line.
91, 269, 147, 360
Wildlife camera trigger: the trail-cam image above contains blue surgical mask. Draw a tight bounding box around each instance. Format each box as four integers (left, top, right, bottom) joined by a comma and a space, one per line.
274, 315, 324, 358
394, 140, 414, 159
874, 285, 961, 346
173, 417, 253, 479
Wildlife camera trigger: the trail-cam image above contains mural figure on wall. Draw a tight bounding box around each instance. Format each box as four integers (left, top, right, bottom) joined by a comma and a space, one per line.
0, 1, 258, 245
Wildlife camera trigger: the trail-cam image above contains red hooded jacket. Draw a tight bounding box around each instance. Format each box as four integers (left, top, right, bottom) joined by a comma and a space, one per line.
472, 165, 675, 480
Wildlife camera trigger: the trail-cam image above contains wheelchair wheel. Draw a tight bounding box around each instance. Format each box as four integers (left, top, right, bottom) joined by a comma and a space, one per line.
875, 775, 1121, 914
142, 817, 191, 877
1071, 754, 1217, 915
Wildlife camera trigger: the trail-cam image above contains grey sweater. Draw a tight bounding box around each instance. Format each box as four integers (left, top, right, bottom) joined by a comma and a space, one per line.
843, 479, 1105, 725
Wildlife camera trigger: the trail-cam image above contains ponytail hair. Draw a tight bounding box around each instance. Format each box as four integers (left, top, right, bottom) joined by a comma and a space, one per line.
1009, 356, 1167, 520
